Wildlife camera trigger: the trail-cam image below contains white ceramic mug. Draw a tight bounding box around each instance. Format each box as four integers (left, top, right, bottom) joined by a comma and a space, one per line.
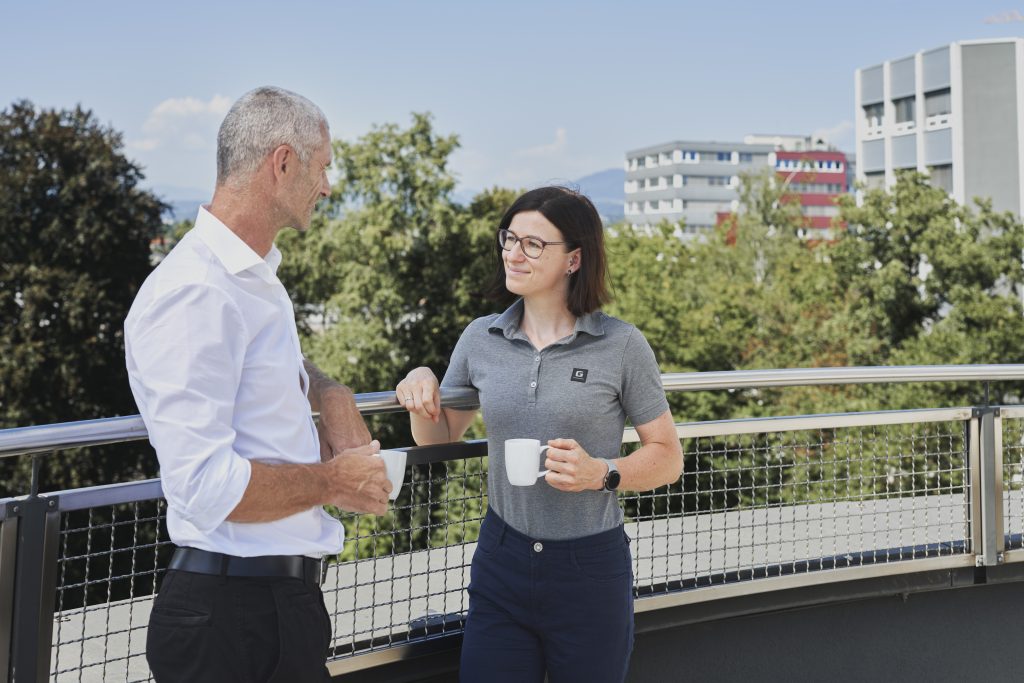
376, 449, 407, 501
504, 439, 550, 486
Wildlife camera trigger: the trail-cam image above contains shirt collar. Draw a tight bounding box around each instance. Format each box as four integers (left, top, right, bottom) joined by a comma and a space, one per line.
488, 298, 605, 344
193, 206, 281, 284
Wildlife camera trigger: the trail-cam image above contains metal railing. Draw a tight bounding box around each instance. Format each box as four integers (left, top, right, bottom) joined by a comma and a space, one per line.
1, 365, 1023, 682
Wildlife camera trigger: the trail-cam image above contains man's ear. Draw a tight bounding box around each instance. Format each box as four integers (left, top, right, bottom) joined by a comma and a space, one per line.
271, 144, 293, 180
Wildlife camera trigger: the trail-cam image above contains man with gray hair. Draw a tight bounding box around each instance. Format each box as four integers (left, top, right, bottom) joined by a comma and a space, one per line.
125, 86, 390, 681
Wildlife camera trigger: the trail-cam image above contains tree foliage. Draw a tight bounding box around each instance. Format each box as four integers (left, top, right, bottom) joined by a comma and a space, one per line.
279, 113, 507, 446
0, 100, 165, 492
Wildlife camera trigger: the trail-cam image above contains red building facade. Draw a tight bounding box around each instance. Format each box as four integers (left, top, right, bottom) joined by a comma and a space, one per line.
775, 150, 849, 232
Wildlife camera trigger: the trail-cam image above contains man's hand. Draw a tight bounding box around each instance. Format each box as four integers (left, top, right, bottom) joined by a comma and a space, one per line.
323, 442, 391, 516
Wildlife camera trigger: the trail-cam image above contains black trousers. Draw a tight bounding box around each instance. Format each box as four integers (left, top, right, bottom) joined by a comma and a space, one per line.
146, 569, 332, 682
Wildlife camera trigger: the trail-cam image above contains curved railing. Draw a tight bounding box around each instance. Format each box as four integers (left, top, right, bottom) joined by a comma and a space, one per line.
1, 365, 1024, 682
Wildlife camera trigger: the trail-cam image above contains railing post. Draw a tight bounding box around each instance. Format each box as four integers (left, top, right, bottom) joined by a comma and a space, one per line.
0, 505, 19, 683
974, 407, 1004, 567
7, 494, 60, 683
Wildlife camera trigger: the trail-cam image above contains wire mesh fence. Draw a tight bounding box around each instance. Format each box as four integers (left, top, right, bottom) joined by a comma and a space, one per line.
49, 500, 171, 683
26, 410, 976, 681
624, 417, 972, 597
1002, 415, 1024, 551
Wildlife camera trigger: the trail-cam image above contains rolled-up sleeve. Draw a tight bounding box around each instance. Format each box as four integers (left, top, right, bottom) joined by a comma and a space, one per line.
126, 284, 252, 533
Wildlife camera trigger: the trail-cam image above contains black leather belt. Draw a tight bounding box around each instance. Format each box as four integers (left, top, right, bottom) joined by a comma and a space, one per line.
168, 547, 323, 585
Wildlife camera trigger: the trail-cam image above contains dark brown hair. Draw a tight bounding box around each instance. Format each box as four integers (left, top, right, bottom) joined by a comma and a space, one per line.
487, 186, 611, 316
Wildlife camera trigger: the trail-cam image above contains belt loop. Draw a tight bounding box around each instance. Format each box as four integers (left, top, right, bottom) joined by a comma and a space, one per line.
497, 517, 508, 546
219, 553, 230, 585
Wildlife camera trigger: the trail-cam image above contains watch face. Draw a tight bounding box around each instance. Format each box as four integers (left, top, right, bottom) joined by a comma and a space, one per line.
606, 469, 621, 491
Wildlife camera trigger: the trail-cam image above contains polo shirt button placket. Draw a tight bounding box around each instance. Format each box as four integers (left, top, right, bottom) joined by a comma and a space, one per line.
528, 353, 540, 403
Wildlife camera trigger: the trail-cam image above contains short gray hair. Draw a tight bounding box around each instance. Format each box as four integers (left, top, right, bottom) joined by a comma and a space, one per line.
216, 86, 328, 185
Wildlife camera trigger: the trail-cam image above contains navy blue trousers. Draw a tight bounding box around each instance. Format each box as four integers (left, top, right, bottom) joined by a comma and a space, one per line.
459, 509, 634, 682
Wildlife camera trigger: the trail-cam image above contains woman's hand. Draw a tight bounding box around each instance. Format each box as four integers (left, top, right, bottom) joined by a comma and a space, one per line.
544, 438, 607, 492
396, 367, 442, 423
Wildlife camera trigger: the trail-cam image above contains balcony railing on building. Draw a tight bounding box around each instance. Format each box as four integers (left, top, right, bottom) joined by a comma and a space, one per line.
2, 365, 1024, 682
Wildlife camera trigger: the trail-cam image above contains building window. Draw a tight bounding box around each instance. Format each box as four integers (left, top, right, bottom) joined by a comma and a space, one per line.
864, 171, 885, 190
925, 88, 951, 117
928, 164, 953, 193
739, 153, 753, 163
682, 150, 699, 162
803, 205, 840, 217
894, 96, 915, 124
708, 176, 731, 186
864, 103, 884, 128
716, 152, 731, 162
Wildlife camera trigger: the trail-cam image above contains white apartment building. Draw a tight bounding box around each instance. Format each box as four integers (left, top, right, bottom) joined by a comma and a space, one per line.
855, 38, 1024, 215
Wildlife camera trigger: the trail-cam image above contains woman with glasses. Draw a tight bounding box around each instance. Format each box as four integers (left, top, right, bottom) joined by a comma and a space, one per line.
395, 186, 683, 682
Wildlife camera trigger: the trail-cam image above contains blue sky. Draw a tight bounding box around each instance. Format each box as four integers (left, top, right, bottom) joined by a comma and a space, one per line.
3, 1, 1021, 200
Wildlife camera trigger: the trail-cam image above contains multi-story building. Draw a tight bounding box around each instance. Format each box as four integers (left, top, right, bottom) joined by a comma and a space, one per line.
623, 141, 774, 234
775, 149, 849, 231
855, 38, 1024, 214
624, 137, 850, 235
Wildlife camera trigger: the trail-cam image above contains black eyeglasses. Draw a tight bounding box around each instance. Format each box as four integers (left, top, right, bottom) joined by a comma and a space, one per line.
497, 228, 566, 259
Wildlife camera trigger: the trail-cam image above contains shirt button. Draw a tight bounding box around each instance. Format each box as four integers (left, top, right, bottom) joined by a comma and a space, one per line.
533, 542, 543, 553
534, 356, 540, 362
530, 381, 537, 388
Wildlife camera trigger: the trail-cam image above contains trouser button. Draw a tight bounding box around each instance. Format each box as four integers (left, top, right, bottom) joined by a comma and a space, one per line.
533, 542, 543, 553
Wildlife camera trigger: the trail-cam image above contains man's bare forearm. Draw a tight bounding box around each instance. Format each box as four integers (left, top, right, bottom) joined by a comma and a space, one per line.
226, 460, 326, 523
227, 442, 392, 522
304, 358, 352, 413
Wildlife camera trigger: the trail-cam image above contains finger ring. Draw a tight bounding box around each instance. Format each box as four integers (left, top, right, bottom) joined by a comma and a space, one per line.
404, 397, 413, 403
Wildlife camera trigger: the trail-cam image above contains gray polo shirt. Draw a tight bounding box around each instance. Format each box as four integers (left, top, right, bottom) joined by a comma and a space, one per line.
441, 299, 670, 540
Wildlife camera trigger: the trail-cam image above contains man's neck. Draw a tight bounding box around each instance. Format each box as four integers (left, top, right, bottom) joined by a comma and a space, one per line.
208, 186, 280, 258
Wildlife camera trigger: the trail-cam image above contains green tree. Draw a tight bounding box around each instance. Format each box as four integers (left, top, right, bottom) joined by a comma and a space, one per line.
277, 115, 511, 558
834, 171, 1024, 408
0, 101, 165, 492
279, 114, 507, 445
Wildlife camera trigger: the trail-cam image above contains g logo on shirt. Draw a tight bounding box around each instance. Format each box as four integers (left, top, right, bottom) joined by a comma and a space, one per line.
571, 368, 588, 383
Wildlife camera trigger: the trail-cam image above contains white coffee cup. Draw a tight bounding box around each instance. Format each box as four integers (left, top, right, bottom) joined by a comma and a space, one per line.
504, 439, 550, 486
376, 449, 407, 501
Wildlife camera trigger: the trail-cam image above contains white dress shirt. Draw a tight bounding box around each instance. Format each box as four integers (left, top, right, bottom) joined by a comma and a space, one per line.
125, 207, 345, 557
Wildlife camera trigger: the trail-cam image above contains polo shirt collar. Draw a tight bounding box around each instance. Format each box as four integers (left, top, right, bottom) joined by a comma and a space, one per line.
193, 206, 281, 284
488, 298, 606, 344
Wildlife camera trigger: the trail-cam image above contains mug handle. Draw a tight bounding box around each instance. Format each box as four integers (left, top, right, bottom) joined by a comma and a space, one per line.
537, 445, 551, 478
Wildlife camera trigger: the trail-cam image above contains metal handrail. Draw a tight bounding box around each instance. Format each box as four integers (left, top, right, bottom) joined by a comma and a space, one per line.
0, 387, 480, 459
2, 364, 1022, 459
661, 364, 1024, 392
0, 391, 999, 681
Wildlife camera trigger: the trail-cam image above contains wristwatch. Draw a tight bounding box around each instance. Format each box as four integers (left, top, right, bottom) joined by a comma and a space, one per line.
601, 459, 621, 492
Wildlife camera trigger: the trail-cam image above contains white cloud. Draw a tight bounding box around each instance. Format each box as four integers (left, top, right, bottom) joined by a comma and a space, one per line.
452, 127, 615, 194
130, 138, 160, 152
811, 120, 854, 149
128, 94, 231, 152
515, 127, 568, 158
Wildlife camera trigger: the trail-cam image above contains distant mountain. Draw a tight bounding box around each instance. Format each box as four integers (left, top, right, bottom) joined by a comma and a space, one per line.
573, 169, 625, 224
146, 185, 209, 224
